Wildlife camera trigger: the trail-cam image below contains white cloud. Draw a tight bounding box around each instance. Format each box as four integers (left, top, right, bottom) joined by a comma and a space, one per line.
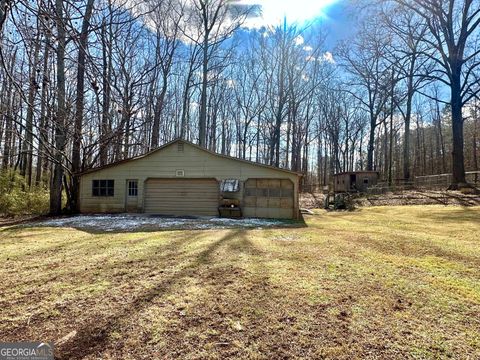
239, 0, 339, 28
294, 35, 304, 46
303, 45, 313, 52
323, 51, 335, 63
129, 0, 339, 43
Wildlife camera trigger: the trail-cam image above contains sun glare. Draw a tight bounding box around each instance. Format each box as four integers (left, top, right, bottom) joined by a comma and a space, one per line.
240, 0, 339, 27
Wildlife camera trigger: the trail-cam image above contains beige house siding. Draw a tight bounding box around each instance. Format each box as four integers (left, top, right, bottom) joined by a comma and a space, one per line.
79, 141, 300, 218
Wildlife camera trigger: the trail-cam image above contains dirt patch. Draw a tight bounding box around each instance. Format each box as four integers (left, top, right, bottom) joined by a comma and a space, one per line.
0, 215, 45, 227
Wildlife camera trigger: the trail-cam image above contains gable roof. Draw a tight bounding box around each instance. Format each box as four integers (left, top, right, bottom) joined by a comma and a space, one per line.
333, 171, 379, 176
78, 138, 302, 176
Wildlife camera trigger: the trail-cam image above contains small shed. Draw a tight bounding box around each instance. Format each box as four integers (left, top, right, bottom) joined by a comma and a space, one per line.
333, 171, 379, 193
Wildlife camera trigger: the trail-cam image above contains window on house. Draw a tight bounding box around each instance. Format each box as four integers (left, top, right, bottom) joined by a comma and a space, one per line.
220, 179, 240, 193
363, 178, 369, 184
92, 180, 114, 196
177, 142, 184, 152
128, 180, 138, 196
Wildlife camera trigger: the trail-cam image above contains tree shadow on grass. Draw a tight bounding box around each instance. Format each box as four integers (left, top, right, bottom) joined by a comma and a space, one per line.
54, 229, 248, 360
1, 231, 205, 296
413, 205, 480, 225
160, 231, 275, 358
0, 215, 46, 227
360, 234, 480, 267
415, 190, 480, 206
150, 230, 305, 359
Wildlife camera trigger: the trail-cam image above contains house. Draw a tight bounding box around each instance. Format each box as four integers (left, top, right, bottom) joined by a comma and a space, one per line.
333, 171, 379, 193
78, 139, 301, 219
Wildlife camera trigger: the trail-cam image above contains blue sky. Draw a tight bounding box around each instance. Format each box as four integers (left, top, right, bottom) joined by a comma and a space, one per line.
238, 0, 355, 49
319, 1, 355, 48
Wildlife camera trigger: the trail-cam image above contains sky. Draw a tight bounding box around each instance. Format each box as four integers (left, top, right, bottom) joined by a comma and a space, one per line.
237, 0, 354, 48
239, 0, 341, 27
134, 0, 355, 52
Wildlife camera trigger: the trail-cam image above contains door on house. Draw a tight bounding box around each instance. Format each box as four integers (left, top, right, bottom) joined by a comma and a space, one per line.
349, 174, 357, 190
143, 178, 219, 216
243, 178, 295, 219
125, 179, 139, 212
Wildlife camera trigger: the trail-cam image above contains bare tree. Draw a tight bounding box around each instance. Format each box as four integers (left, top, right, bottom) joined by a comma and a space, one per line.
70, 0, 95, 211
148, 0, 183, 149
338, 19, 393, 171
183, 0, 249, 147
382, 5, 433, 181
392, 0, 480, 188
50, 0, 67, 215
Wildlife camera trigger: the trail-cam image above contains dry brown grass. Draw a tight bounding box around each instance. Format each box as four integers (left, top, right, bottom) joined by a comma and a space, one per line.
1, 206, 479, 359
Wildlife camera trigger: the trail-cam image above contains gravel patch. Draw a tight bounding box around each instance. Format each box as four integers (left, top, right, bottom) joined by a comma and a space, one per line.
35, 214, 290, 232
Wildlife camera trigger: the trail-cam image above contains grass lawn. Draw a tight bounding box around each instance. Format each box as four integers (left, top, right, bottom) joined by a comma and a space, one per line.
1, 206, 479, 359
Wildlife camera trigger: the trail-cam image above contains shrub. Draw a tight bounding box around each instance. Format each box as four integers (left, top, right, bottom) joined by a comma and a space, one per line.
0, 170, 49, 216
334, 193, 356, 211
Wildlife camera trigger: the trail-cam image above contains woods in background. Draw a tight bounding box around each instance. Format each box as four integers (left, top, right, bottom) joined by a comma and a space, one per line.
0, 0, 479, 214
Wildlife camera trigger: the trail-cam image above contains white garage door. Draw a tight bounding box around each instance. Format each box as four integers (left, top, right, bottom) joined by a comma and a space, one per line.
144, 178, 219, 216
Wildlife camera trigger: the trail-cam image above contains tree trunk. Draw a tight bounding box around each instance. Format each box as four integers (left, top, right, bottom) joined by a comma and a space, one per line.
389, 111, 394, 186
449, 71, 466, 188
366, 119, 375, 171
99, 15, 112, 166
151, 78, 168, 149
180, 69, 193, 140
20, 31, 41, 187
473, 102, 478, 172
50, 0, 67, 215
1, 48, 16, 170
199, 36, 208, 148
71, 0, 94, 212
403, 85, 412, 181
36, 33, 51, 186
0, 0, 8, 32
359, 128, 364, 170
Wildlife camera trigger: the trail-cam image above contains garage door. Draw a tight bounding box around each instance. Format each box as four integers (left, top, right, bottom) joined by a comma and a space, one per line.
243, 178, 294, 219
144, 178, 219, 216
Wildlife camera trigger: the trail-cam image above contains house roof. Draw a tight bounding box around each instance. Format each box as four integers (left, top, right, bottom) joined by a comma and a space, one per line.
78, 138, 303, 176
333, 171, 379, 177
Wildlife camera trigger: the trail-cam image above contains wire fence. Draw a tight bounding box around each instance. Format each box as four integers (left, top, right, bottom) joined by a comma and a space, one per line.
414, 171, 480, 189
366, 182, 415, 195
302, 171, 480, 195
365, 171, 480, 194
